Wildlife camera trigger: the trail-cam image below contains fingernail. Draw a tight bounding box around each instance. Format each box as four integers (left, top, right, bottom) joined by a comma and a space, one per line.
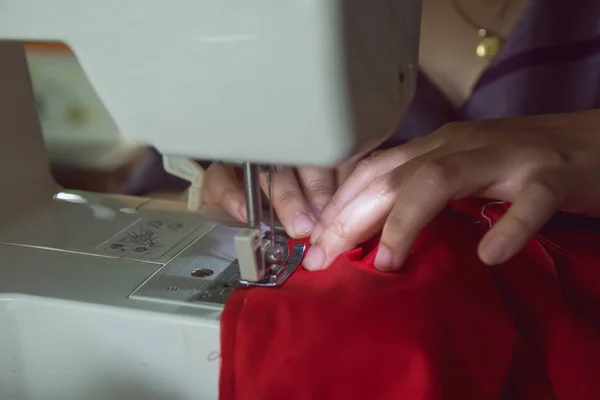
480, 235, 508, 265
238, 204, 247, 222
303, 246, 325, 271
310, 224, 323, 244
374, 244, 394, 271
292, 212, 315, 237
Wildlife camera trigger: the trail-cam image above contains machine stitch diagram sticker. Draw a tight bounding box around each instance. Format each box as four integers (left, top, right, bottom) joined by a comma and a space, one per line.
97, 219, 207, 260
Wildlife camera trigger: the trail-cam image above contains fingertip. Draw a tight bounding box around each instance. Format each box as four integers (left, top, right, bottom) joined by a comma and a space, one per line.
374, 244, 394, 271
237, 203, 248, 223
303, 245, 326, 271
290, 212, 316, 238
221, 200, 245, 223
478, 233, 510, 265
374, 244, 409, 272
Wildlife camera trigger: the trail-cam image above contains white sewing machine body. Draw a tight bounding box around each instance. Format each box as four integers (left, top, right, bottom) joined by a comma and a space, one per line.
0, 0, 420, 166
0, 192, 234, 400
0, 1, 421, 399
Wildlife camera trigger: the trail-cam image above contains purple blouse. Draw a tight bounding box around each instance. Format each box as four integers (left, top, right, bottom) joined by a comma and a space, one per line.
121, 0, 600, 195
391, 0, 600, 144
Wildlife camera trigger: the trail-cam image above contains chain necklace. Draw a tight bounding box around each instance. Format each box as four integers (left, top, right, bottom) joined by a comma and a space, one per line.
451, 0, 512, 59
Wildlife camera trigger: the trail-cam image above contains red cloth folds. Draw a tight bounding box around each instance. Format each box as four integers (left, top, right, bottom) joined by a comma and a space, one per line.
220, 199, 600, 399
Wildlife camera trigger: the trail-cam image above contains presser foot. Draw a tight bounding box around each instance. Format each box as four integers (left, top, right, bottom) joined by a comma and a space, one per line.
235, 229, 306, 288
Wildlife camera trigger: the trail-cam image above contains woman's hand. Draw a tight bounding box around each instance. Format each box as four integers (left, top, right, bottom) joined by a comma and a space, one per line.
203, 163, 347, 238
304, 110, 600, 272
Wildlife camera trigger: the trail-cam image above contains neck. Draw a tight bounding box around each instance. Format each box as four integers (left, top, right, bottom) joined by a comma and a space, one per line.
456, 0, 526, 36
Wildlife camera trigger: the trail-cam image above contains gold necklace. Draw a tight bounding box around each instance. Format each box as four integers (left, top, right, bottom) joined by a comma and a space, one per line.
452, 0, 511, 59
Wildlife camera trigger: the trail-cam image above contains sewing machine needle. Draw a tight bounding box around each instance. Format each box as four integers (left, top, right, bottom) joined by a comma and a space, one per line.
267, 170, 275, 247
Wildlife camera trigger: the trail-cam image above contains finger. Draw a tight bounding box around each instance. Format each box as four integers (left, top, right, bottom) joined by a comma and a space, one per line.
203, 164, 247, 222
375, 148, 508, 271
259, 168, 316, 238
478, 177, 565, 265
295, 167, 336, 217
335, 160, 357, 185
303, 175, 397, 271
305, 145, 453, 271
313, 137, 444, 243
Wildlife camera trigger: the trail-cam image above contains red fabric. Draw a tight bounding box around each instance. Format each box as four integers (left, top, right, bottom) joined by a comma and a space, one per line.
219, 199, 600, 400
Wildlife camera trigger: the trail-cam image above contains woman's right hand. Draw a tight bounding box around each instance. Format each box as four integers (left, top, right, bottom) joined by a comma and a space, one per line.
202, 163, 343, 239
304, 112, 600, 272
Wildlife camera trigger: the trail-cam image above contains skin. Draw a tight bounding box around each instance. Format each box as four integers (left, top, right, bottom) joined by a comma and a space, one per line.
203, 110, 600, 271
202, 1, 598, 271
203, 161, 356, 236
202, 0, 528, 238
202, 163, 337, 238
419, 0, 526, 107
303, 111, 600, 271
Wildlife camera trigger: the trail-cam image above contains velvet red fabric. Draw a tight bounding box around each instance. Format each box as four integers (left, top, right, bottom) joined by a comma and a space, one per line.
219, 199, 600, 400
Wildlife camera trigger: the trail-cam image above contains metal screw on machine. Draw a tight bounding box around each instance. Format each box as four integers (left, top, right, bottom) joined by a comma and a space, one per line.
264, 232, 290, 267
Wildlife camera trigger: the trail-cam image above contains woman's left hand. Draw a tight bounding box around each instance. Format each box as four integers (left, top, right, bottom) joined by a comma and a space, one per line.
303, 111, 600, 272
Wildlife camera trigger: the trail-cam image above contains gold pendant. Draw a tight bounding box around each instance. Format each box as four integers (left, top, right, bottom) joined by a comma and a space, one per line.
476, 29, 502, 59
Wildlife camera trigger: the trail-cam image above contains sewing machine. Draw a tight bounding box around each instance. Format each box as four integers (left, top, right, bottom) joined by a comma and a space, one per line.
0, 1, 421, 399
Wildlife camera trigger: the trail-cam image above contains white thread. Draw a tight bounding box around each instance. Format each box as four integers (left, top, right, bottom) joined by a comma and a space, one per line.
480, 201, 506, 228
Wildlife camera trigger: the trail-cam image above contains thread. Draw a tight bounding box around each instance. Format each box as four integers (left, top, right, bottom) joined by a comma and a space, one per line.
479, 200, 506, 228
